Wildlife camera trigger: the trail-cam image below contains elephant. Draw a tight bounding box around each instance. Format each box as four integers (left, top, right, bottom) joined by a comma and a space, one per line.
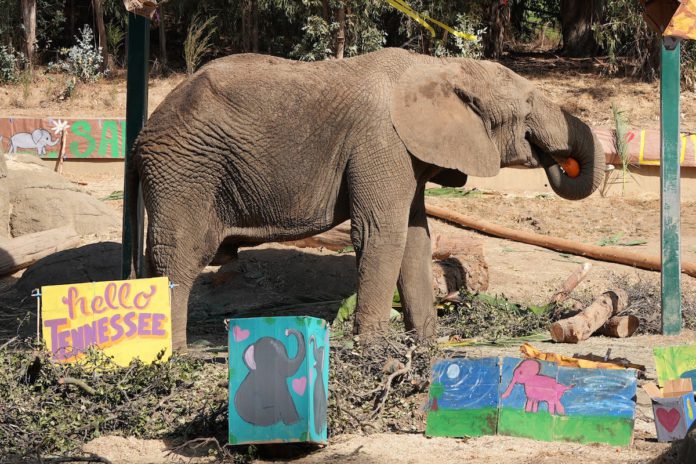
309, 335, 327, 435
501, 359, 573, 415
234, 328, 305, 426
128, 48, 606, 349
9, 128, 59, 156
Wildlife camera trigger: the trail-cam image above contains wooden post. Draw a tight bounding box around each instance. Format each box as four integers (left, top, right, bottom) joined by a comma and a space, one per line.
660, 37, 682, 335
121, 12, 149, 279
53, 129, 67, 174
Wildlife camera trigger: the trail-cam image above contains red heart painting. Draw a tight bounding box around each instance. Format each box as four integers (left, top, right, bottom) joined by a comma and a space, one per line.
656, 408, 681, 433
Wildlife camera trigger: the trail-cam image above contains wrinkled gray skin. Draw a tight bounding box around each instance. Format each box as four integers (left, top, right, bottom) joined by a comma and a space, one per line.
310, 336, 327, 434
9, 129, 59, 156
234, 329, 305, 426
130, 48, 605, 348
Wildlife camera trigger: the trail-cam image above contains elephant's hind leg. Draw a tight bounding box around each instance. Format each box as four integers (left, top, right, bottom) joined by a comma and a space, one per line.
397, 190, 436, 339
145, 203, 224, 349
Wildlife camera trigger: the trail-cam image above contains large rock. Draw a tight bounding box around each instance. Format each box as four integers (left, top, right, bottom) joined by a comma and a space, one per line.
5, 155, 119, 237
15, 242, 121, 294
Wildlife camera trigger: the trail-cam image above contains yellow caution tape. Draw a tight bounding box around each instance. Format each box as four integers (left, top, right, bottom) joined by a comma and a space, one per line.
386, 0, 476, 41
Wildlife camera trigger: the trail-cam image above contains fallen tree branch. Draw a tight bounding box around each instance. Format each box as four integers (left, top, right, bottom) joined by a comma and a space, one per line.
426, 205, 696, 278
549, 262, 592, 305
58, 377, 97, 395
0, 226, 81, 276
370, 345, 415, 419
39, 454, 111, 464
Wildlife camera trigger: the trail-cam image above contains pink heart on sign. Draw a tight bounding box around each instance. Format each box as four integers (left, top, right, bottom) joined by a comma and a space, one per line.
292, 376, 307, 396
233, 326, 250, 342
656, 407, 681, 433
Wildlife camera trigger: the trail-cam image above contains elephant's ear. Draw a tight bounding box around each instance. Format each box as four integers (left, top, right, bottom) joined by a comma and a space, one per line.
390, 63, 501, 178
243, 345, 256, 370
31, 129, 43, 145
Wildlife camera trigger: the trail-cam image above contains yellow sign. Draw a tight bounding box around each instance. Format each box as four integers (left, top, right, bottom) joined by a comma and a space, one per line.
41, 277, 172, 365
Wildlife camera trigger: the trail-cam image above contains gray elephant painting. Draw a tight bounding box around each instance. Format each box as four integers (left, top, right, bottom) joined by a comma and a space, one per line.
128, 48, 605, 349
309, 335, 327, 434
9, 128, 59, 156
234, 329, 306, 426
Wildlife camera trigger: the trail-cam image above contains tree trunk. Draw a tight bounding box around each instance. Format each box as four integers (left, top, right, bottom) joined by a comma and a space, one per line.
67, 0, 75, 43
484, 1, 508, 59
20, 0, 36, 65
560, 0, 604, 57
251, 0, 259, 53
158, 4, 167, 68
336, 5, 346, 59
0, 226, 81, 276
242, 0, 251, 52
92, 0, 110, 71
322, 0, 330, 23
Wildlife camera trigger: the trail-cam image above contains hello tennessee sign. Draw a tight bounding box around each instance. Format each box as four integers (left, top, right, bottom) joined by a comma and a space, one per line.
40, 277, 172, 365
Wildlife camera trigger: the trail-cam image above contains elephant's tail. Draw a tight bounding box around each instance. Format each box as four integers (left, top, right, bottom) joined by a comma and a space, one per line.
123, 143, 142, 279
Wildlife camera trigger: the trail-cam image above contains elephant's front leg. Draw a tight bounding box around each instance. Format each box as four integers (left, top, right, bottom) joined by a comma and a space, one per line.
351, 216, 409, 335
397, 190, 436, 339
348, 148, 415, 336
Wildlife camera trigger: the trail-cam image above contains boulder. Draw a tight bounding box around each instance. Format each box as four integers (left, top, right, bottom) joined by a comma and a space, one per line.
15, 242, 121, 294
5, 156, 119, 237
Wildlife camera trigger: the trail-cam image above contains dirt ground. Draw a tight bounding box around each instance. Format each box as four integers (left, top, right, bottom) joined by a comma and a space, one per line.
3, 55, 696, 463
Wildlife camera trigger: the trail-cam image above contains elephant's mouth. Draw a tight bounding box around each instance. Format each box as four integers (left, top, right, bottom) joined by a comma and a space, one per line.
529, 140, 578, 178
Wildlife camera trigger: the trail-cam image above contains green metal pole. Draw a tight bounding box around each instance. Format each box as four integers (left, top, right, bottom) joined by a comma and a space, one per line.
121, 12, 150, 279
660, 38, 682, 335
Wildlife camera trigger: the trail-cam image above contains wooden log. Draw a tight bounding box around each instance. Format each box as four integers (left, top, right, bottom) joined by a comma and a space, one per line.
425, 204, 696, 278
284, 220, 484, 260
550, 289, 628, 343
549, 262, 592, 305
595, 315, 640, 338
432, 253, 489, 296
283, 221, 352, 252
0, 226, 81, 275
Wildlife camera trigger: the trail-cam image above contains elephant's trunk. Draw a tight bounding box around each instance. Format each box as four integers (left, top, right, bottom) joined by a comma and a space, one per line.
284, 328, 305, 376
529, 94, 605, 201
501, 372, 519, 399
47, 136, 60, 147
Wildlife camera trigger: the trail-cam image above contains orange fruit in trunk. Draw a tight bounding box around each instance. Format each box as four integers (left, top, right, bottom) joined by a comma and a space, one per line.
559, 157, 580, 178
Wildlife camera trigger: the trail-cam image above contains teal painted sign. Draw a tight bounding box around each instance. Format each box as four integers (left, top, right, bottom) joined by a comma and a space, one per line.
227, 316, 329, 445
1, 117, 126, 159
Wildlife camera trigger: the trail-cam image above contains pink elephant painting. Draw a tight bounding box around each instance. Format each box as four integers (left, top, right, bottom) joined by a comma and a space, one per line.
501, 359, 573, 415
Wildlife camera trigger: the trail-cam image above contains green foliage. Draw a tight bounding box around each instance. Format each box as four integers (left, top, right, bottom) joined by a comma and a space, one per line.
595, 233, 647, 247
184, 14, 218, 74
0, 340, 233, 460
0, 45, 27, 84
0, 0, 22, 50
439, 291, 552, 340
37, 0, 67, 52
593, 0, 659, 81
425, 187, 482, 198
48, 25, 104, 82
106, 22, 125, 66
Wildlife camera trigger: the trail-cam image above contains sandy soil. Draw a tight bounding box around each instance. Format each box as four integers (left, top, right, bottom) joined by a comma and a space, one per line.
3, 54, 696, 463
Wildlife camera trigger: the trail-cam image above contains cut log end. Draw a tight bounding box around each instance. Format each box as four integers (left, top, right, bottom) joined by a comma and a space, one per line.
596, 315, 640, 338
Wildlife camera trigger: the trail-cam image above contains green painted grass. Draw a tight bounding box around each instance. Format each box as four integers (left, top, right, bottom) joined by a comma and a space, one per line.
426, 407, 498, 437
498, 408, 634, 446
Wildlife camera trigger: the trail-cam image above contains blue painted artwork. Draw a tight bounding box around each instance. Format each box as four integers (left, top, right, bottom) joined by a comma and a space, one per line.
426, 357, 500, 437
498, 357, 637, 445
227, 316, 329, 445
